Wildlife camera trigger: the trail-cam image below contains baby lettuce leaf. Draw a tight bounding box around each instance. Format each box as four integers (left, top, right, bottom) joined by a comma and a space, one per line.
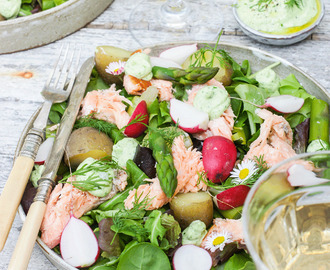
148, 100, 172, 128
117, 242, 171, 270
235, 84, 264, 135
279, 74, 315, 128
144, 210, 166, 246
160, 213, 181, 250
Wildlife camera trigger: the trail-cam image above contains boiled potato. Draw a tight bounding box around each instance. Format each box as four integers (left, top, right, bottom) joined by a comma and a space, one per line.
64, 127, 113, 169
170, 192, 213, 229
95, 45, 132, 85
182, 50, 233, 86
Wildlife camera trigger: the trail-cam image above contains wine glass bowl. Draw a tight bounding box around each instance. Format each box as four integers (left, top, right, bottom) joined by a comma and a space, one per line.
242, 151, 330, 270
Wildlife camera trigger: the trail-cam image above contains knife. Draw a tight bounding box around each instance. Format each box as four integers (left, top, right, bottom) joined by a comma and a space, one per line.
7, 57, 94, 270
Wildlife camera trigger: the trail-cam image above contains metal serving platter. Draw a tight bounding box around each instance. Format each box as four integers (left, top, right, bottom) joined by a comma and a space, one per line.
0, 0, 113, 54
15, 42, 330, 269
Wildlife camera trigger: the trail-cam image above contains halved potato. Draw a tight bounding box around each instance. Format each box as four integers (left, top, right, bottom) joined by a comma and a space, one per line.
64, 127, 113, 169
95, 45, 132, 84
170, 192, 213, 229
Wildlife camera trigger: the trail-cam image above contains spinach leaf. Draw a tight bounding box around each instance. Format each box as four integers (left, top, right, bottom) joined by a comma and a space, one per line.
117, 243, 171, 270
224, 252, 256, 270
48, 101, 67, 124
86, 68, 110, 93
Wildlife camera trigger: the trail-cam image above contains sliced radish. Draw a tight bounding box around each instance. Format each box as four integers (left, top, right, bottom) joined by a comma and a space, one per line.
159, 44, 198, 65
214, 185, 250, 210
60, 216, 100, 268
35, 137, 54, 165
287, 164, 329, 187
124, 100, 149, 138
261, 95, 304, 113
170, 99, 209, 133
173, 245, 212, 270
150, 56, 181, 68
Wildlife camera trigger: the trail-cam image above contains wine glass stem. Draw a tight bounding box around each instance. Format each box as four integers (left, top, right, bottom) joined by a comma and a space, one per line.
160, 0, 190, 28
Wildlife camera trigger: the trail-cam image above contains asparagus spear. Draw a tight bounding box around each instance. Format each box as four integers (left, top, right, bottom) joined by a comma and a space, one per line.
152, 66, 219, 85
149, 131, 177, 198
307, 98, 330, 152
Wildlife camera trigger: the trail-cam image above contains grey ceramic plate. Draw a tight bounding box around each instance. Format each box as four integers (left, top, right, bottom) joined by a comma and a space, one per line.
16, 42, 330, 269
0, 0, 113, 54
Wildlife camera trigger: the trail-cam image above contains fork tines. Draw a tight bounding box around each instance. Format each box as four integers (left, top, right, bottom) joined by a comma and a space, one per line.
46, 44, 82, 93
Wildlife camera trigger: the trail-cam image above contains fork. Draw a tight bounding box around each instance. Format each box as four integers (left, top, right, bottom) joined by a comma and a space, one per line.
0, 44, 81, 251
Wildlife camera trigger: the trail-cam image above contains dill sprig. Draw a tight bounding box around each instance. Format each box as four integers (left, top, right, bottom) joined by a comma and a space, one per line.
119, 113, 148, 133
60, 157, 121, 192
285, 0, 302, 8
110, 193, 151, 244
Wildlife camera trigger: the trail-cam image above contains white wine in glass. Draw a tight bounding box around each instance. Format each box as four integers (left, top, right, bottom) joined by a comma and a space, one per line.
129, 0, 224, 46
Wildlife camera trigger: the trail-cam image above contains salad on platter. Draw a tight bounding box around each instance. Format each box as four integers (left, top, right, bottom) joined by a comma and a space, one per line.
0, 0, 69, 20
21, 39, 329, 270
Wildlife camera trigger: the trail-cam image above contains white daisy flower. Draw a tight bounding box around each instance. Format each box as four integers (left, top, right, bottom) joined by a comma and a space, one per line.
230, 159, 258, 184
203, 231, 233, 252
105, 60, 126, 75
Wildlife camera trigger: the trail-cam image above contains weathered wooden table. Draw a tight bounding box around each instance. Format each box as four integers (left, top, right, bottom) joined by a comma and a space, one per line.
0, 0, 329, 269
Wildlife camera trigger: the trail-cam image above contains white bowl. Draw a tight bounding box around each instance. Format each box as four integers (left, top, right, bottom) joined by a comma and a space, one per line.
0, 0, 113, 54
233, 0, 325, 46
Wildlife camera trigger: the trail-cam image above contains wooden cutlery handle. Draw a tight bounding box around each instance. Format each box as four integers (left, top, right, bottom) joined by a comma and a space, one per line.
0, 156, 35, 251
8, 201, 47, 270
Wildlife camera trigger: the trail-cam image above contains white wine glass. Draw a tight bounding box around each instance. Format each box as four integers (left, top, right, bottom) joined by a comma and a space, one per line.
129, 0, 224, 46
242, 151, 330, 270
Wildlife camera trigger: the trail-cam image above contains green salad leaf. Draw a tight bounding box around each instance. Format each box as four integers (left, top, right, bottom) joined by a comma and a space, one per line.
144, 210, 166, 246
117, 243, 171, 270
279, 74, 315, 127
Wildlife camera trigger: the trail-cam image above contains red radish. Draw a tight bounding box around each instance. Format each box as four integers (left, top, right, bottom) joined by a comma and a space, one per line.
170, 98, 209, 133
35, 137, 54, 164
173, 245, 212, 270
214, 185, 251, 210
202, 136, 237, 183
287, 164, 329, 187
159, 44, 198, 65
60, 215, 100, 268
124, 100, 149, 138
261, 95, 304, 113
150, 56, 181, 68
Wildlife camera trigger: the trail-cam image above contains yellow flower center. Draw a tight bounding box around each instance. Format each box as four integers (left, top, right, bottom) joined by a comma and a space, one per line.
239, 168, 249, 180
212, 236, 225, 246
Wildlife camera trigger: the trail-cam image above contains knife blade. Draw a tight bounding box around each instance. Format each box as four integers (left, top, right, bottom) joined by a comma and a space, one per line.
8, 57, 94, 270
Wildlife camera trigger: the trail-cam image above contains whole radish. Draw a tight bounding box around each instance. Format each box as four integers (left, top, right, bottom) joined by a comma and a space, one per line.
202, 136, 237, 183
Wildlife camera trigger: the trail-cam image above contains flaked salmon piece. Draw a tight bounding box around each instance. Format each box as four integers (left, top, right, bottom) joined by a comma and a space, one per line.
193, 107, 235, 141
124, 177, 169, 210
125, 136, 208, 210
243, 109, 297, 167
80, 84, 131, 129
201, 218, 245, 247
41, 171, 128, 249
123, 74, 152, 95
172, 136, 207, 193
187, 78, 225, 105
150, 79, 174, 101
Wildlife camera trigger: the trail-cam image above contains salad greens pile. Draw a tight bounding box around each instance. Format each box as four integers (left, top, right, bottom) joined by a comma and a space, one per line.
26, 40, 329, 270
0, 0, 69, 20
